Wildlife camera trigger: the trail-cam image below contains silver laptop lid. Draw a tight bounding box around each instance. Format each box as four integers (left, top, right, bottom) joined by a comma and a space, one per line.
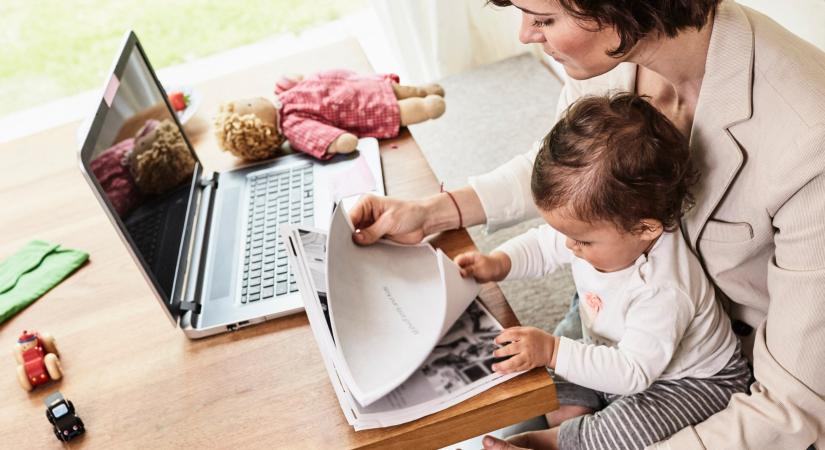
77, 31, 203, 325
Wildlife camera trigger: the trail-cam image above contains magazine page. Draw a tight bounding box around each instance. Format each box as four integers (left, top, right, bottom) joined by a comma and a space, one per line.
283, 225, 522, 430
325, 204, 481, 407
437, 249, 484, 340
350, 300, 520, 430
281, 226, 357, 425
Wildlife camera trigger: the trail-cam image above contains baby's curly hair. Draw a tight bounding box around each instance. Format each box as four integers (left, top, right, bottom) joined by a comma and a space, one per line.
531, 93, 698, 233
130, 119, 195, 195
214, 102, 283, 161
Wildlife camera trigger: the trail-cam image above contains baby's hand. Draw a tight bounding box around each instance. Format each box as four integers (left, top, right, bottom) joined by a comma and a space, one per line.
491, 326, 557, 374
454, 251, 511, 283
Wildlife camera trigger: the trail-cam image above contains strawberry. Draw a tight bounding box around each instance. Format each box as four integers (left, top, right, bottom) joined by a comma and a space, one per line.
168, 91, 188, 112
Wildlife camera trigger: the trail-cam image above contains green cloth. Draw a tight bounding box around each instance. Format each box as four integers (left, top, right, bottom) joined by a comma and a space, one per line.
0, 240, 89, 324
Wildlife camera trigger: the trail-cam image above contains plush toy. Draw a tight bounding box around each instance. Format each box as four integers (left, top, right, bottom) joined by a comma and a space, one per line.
213, 70, 446, 161
91, 117, 194, 216
14, 330, 62, 391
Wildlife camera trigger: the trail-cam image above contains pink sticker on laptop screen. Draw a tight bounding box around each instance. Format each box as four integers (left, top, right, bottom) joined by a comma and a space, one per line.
329, 154, 376, 202
104, 74, 120, 107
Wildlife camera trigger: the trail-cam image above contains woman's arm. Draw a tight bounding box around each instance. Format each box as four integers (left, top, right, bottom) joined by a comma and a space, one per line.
351, 82, 581, 244
423, 186, 489, 234
349, 187, 487, 245
349, 151, 538, 244
495, 224, 572, 280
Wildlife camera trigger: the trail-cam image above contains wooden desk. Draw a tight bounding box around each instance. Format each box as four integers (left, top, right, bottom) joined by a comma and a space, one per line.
0, 38, 555, 449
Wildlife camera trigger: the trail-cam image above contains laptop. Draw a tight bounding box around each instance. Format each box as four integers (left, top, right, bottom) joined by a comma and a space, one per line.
78, 31, 385, 338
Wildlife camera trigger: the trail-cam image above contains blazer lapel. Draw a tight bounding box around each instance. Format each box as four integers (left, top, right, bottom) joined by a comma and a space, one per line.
683, 1, 755, 249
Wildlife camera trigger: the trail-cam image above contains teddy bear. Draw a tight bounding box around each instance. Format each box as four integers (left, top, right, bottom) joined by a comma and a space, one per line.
213, 69, 446, 161
14, 330, 62, 391
91, 117, 195, 216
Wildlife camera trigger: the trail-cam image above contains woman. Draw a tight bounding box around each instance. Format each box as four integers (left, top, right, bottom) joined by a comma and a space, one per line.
350, 1, 825, 449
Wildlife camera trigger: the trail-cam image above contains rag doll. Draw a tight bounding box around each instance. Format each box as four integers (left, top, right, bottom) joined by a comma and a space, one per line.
214, 70, 445, 161
90, 117, 195, 216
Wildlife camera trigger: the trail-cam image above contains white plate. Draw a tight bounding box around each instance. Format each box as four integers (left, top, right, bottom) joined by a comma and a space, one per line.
165, 85, 201, 124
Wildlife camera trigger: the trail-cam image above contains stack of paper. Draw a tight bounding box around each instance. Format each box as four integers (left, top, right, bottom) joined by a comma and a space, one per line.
281, 204, 521, 430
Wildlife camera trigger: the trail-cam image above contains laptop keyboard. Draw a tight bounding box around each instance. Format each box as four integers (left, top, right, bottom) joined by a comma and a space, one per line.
127, 206, 166, 267
241, 163, 314, 304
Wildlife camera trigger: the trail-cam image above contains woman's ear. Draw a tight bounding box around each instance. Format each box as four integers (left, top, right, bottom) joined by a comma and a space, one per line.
635, 219, 664, 241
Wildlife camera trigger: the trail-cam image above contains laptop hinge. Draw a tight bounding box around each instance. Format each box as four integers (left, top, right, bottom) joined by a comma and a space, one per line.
199, 171, 218, 188
178, 300, 202, 314
186, 170, 219, 314
174, 168, 218, 325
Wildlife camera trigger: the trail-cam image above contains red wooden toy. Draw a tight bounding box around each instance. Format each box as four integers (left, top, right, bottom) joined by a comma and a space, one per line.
14, 330, 62, 391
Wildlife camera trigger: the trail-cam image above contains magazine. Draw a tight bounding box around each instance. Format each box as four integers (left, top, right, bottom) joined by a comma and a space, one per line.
280, 205, 521, 430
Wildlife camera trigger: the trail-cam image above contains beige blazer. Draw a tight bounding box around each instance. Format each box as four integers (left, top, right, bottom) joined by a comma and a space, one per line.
556, 1, 825, 448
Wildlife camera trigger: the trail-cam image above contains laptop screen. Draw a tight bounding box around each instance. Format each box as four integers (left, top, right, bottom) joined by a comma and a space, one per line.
79, 33, 197, 306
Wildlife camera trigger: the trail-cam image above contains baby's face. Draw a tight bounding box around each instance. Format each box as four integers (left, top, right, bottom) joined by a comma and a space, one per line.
540, 208, 661, 273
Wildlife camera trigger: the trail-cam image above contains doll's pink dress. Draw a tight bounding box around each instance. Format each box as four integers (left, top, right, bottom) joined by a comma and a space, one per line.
90, 138, 140, 216
276, 70, 401, 159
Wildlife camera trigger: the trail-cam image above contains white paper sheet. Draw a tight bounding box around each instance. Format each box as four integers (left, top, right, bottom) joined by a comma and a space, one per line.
436, 249, 483, 340
325, 204, 481, 406
281, 224, 525, 430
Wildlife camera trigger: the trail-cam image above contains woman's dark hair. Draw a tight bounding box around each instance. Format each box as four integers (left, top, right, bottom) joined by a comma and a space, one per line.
531, 93, 698, 233
487, 0, 720, 56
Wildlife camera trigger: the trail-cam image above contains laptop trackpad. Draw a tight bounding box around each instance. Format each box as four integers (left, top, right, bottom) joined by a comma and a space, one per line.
208, 186, 242, 301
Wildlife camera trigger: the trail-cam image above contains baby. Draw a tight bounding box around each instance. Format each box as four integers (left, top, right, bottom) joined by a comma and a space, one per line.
456, 93, 750, 450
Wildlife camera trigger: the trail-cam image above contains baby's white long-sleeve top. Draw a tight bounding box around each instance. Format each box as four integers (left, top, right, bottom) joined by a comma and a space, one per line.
496, 225, 737, 395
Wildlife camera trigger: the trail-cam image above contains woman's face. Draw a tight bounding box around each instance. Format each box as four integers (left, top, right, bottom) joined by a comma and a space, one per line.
511, 0, 625, 80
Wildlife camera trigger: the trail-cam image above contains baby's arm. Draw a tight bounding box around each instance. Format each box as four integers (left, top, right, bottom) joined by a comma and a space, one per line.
490, 326, 561, 373
496, 224, 572, 280
454, 224, 569, 283
556, 286, 694, 395
454, 251, 511, 283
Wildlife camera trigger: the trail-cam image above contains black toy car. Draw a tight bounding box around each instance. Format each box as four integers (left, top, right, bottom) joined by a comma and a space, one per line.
44, 392, 85, 442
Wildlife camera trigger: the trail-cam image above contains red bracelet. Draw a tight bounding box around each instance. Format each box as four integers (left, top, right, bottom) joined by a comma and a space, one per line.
440, 182, 463, 230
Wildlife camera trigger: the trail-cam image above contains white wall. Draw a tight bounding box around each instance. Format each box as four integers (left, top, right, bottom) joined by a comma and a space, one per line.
370, 0, 544, 83
738, 0, 825, 51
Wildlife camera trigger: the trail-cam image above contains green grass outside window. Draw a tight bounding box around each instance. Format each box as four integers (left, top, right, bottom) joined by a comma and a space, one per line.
0, 0, 367, 117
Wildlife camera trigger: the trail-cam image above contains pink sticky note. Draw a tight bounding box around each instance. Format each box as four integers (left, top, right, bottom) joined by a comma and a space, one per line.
329, 155, 376, 202
103, 74, 120, 107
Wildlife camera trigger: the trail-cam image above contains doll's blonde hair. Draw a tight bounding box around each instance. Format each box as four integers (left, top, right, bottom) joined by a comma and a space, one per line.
130, 119, 195, 195
214, 102, 283, 161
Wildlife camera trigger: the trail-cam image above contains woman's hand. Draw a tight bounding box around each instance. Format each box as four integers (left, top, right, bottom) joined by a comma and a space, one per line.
454, 251, 511, 283
349, 188, 488, 245
349, 195, 429, 245
482, 435, 529, 450
492, 326, 559, 373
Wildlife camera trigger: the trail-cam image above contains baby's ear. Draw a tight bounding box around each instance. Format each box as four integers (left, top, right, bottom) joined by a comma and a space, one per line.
635, 219, 664, 240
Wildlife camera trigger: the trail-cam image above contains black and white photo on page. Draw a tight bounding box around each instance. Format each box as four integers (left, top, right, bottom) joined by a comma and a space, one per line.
284, 224, 525, 429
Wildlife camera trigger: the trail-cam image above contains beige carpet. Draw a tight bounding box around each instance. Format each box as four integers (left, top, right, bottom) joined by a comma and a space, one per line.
408, 53, 576, 332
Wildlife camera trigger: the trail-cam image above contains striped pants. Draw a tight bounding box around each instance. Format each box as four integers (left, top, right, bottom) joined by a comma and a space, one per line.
554, 341, 751, 450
